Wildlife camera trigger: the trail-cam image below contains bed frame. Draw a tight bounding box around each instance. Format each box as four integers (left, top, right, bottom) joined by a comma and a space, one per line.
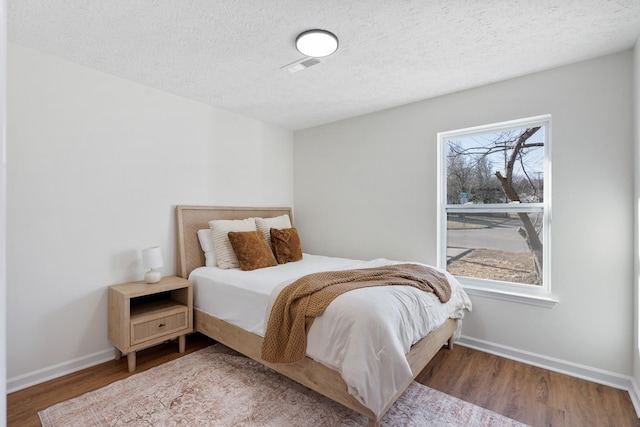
175, 205, 457, 427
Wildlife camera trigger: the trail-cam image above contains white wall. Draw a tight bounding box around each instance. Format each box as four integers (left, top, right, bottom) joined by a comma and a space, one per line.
0, 0, 7, 418
295, 51, 634, 376
6, 43, 294, 388
634, 38, 640, 391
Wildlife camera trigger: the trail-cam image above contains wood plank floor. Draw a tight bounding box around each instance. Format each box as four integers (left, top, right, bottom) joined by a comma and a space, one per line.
8, 333, 640, 427
418, 344, 640, 427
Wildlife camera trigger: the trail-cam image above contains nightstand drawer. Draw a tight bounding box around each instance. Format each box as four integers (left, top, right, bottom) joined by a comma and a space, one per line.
130, 306, 188, 345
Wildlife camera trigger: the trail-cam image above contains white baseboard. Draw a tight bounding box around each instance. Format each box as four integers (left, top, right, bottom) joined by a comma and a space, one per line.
457, 335, 640, 418
6, 347, 114, 394
631, 378, 640, 419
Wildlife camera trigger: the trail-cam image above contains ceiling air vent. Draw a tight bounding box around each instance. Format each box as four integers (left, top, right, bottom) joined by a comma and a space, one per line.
281, 57, 323, 73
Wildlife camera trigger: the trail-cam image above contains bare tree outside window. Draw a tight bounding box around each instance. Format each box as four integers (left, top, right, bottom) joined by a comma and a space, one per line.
443, 124, 546, 286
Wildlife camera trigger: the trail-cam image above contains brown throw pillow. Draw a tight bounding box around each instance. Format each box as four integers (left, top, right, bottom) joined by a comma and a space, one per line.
270, 227, 303, 264
227, 230, 277, 271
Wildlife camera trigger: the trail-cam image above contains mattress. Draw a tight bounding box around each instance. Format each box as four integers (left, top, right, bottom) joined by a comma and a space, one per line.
189, 253, 472, 417
190, 253, 363, 335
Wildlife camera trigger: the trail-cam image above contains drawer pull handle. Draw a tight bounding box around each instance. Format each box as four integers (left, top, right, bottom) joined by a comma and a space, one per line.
159, 323, 166, 327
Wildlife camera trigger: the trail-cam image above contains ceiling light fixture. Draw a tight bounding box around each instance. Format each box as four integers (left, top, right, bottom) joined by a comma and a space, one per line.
295, 29, 339, 58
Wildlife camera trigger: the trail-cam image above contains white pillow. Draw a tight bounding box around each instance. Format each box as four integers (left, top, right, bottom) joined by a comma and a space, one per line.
208, 218, 257, 269
197, 229, 217, 267
255, 214, 292, 250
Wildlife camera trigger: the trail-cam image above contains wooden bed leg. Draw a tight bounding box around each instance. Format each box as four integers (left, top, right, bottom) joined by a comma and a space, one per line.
369, 418, 380, 427
447, 335, 454, 349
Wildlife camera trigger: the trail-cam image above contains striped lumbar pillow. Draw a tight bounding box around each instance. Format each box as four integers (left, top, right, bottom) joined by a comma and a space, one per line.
208, 218, 257, 269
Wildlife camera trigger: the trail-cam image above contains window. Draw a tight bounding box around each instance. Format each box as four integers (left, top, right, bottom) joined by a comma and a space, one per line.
437, 115, 556, 307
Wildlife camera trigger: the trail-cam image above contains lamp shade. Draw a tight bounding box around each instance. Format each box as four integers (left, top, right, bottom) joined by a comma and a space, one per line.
142, 246, 163, 269
295, 29, 338, 57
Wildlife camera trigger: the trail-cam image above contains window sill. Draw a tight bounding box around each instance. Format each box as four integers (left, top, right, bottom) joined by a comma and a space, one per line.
462, 284, 559, 308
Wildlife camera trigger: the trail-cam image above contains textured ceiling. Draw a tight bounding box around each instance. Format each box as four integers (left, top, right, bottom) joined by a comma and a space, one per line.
8, 0, 640, 130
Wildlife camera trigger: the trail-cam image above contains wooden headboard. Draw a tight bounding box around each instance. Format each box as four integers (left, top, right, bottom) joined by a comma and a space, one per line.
175, 205, 293, 279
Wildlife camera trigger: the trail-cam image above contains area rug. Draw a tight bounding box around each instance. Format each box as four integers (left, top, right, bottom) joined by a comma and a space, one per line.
39, 344, 528, 426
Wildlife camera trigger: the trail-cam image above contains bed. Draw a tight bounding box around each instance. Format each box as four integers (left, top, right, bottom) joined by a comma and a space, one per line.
176, 205, 471, 427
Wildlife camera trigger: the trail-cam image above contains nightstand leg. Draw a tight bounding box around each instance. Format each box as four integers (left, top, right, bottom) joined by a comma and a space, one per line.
114, 347, 122, 360
178, 335, 186, 353
127, 352, 136, 372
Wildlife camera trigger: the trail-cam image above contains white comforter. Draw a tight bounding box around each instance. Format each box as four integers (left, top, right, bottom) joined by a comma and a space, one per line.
190, 254, 472, 417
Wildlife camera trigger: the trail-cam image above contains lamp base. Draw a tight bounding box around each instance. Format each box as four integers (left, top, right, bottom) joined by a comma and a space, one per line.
145, 269, 162, 284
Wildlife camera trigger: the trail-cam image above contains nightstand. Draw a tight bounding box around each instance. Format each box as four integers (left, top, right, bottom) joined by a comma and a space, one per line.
108, 276, 193, 372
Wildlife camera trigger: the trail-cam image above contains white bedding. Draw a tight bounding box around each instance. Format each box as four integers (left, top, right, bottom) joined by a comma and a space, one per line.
189, 253, 472, 417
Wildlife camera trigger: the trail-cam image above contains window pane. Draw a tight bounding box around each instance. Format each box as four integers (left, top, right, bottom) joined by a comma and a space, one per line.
446, 127, 544, 205
446, 212, 543, 285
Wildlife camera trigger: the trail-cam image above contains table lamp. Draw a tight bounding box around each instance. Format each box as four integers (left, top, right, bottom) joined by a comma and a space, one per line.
142, 246, 163, 284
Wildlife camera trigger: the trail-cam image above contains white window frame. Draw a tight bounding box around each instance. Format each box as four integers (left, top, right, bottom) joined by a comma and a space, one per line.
437, 115, 557, 308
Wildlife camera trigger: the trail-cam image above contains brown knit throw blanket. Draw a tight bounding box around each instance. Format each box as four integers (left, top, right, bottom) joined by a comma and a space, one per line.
261, 263, 451, 364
